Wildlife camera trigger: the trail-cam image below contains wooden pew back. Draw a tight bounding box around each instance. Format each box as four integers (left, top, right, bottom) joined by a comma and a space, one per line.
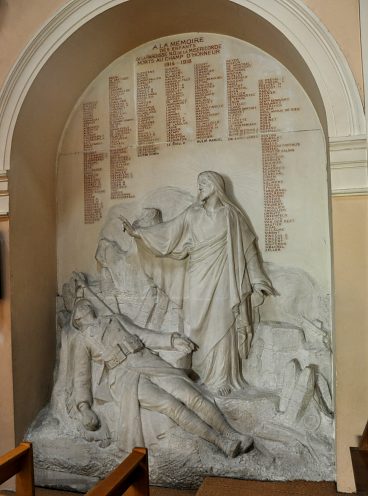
86, 447, 149, 496
0, 442, 35, 496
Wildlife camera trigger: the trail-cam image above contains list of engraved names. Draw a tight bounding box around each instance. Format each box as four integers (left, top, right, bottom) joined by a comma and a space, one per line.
81, 35, 305, 252
83, 101, 104, 224
109, 75, 135, 199
259, 77, 299, 251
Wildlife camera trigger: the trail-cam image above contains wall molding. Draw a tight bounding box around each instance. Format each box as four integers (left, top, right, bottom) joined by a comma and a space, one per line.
235, 0, 365, 137
0, 0, 366, 196
332, 188, 367, 197
329, 136, 367, 196
0, 172, 9, 217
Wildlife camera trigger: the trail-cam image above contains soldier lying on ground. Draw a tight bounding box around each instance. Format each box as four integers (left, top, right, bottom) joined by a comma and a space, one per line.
70, 273, 253, 457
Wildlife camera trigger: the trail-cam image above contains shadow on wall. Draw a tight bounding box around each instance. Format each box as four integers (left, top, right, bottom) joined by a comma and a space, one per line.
0, 231, 5, 299
0, 1, 9, 31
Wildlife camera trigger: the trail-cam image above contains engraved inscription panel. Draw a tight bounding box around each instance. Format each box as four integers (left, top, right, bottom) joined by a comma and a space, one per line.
53, 33, 333, 486
57, 33, 329, 295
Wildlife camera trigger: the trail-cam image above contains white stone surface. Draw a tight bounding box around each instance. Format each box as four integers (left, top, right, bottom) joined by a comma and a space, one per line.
27, 33, 334, 489
57, 34, 331, 292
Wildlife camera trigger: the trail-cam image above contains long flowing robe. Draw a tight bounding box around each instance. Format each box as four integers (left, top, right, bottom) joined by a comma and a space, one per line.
136, 202, 273, 390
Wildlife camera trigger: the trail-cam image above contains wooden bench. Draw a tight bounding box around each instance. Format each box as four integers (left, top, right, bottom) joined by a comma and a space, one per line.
350, 421, 368, 494
86, 447, 149, 496
0, 442, 35, 496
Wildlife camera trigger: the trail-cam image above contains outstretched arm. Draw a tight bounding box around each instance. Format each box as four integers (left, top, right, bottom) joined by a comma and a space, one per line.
73, 271, 196, 353
114, 313, 196, 353
121, 210, 190, 258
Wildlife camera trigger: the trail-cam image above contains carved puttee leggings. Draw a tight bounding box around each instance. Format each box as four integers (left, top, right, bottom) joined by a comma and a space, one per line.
138, 375, 234, 442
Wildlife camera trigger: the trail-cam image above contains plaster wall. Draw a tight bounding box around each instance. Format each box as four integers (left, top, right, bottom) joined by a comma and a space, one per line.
0, 1, 366, 493
9, 91, 58, 446
0, 0, 66, 88
333, 195, 368, 493
304, 0, 364, 100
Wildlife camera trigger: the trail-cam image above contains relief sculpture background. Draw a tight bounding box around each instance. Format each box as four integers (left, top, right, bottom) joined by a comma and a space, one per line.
27, 33, 334, 490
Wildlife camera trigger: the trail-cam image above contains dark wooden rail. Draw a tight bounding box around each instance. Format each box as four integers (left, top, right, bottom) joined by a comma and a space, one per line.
86, 447, 149, 496
0, 442, 35, 495
351, 421, 368, 494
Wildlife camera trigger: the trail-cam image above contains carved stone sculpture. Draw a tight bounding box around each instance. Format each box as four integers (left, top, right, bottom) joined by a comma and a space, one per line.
120, 171, 275, 396
26, 180, 334, 489
68, 275, 253, 457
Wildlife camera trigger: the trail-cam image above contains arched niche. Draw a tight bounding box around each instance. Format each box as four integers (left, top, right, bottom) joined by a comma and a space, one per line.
5, 0, 349, 451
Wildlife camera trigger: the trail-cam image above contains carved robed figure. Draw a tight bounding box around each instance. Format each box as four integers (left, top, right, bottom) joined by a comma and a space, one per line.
121, 171, 275, 395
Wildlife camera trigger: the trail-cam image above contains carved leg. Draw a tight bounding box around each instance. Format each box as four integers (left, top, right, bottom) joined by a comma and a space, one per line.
150, 376, 253, 453
138, 377, 240, 457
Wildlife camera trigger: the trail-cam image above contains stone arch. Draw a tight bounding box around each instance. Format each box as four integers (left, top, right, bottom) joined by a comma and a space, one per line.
0, 0, 364, 173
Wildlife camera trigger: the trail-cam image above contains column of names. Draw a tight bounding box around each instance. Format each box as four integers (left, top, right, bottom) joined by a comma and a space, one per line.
136, 70, 161, 156
194, 62, 223, 143
259, 78, 293, 251
109, 75, 135, 199
226, 59, 257, 140
83, 101, 105, 224
165, 66, 189, 146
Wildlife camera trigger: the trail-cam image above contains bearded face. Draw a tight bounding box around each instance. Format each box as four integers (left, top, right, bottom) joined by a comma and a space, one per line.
197, 176, 215, 202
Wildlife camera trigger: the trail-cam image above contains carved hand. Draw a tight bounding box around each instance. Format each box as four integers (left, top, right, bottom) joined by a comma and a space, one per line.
78, 403, 100, 431
253, 283, 275, 298
119, 215, 141, 239
172, 333, 197, 354
72, 271, 87, 288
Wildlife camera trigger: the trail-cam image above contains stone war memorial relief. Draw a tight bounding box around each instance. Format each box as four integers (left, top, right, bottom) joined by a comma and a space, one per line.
27, 34, 334, 489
